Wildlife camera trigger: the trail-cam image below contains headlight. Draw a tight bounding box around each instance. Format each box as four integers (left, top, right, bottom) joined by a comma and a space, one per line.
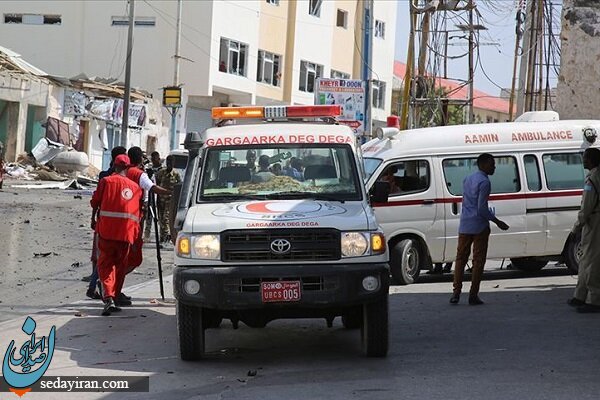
341, 231, 386, 258
176, 234, 220, 260
341, 232, 369, 257
193, 234, 220, 259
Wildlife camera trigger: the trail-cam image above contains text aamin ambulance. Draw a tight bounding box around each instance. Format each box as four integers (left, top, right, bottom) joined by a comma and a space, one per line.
363, 111, 600, 285
172, 105, 389, 360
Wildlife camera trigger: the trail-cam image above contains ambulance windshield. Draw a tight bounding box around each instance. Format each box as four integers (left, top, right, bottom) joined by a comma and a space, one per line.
363, 157, 383, 181
199, 144, 362, 202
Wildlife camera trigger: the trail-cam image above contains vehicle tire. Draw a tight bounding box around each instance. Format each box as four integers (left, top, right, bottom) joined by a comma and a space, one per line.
177, 301, 205, 361
510, 257, 548, 272
202, 308, 223, 329
565, 234, 582, 274
390, 239, 422, 285
361, 296, 389, 357
342, 309, 362, 329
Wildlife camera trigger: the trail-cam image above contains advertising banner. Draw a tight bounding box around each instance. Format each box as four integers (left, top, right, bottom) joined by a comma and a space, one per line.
315, 78, 365, 135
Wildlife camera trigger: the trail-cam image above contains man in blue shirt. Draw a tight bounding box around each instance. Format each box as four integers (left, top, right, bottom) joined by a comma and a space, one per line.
450, 153, 509, 305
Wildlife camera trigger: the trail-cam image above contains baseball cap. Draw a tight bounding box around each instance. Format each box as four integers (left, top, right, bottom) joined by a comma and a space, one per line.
113, 154, 132, 167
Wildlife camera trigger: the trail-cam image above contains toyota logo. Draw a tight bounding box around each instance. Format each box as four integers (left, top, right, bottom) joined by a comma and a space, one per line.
270, 239, 292, 255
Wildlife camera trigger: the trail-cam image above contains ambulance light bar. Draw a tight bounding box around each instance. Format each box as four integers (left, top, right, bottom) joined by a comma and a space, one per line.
212, 105, 342, 120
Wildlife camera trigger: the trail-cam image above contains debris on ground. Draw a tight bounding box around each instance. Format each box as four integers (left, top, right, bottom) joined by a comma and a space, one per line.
71, 262, 82, 268
33, 252, 59, 258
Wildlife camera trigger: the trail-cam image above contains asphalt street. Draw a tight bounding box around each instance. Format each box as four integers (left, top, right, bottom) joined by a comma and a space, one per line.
0, 184, 173, 323
1, 184, 599, 400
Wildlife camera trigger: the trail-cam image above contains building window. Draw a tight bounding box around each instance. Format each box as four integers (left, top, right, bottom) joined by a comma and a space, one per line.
257, 50, 281, 86
4, 13, 62, 25
111, 16, 156, 27
336, 9, 348, 28
309, 0, 323, 17
219, 38, 248, 76
372, 80, 386, 109
331, 69, 350, 80
299, 60, 323, 93
375, 19, 385, 39
266, 0, 280, 4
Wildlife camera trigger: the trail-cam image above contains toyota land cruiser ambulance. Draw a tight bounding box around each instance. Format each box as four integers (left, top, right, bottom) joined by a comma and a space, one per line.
363, 111, 600, 285
173, 105, 389, 360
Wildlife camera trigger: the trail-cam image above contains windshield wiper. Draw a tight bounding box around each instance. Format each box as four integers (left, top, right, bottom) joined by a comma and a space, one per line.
203, 194, 267, 201
265, 191, 346, 203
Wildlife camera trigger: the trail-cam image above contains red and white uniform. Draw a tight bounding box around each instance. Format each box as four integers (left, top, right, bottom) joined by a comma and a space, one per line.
91, 173, 142, 300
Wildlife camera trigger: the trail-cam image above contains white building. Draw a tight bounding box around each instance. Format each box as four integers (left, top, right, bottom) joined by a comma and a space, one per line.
0, 0, 397, 145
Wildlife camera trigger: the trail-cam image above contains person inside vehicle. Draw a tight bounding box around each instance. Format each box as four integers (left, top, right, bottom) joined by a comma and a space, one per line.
285, 157, 304, 181
252, 155, 275, 183
381, 166, 401, 194
246, 150, 257, 173
271, 163, 282, 176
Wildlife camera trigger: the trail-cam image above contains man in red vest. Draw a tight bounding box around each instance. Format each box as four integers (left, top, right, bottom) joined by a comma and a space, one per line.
91, 154, 142, 316
124, 147, 171, 274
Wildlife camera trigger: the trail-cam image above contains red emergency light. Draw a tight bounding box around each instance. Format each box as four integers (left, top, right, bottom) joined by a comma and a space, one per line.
212, 105, 342, 120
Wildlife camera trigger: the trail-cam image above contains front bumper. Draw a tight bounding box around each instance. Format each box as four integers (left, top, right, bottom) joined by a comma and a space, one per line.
173, 263, 389, 310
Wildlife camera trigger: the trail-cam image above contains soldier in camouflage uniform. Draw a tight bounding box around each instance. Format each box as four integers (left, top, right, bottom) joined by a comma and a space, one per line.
155, 155, 181, 243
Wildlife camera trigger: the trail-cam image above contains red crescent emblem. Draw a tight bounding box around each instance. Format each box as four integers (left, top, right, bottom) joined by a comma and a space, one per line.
245, 202, 276, 213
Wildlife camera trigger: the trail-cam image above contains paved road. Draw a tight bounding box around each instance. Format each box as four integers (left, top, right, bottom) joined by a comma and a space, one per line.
2, 183, 599, 400
0, 185, 173, 323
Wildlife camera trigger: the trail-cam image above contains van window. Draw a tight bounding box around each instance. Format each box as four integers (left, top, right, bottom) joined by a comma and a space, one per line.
524, 155, 541, 191
442, 156, 520, 196
363, 157, 383, 181
376, 160, 429, 196
542, 153, 584, 190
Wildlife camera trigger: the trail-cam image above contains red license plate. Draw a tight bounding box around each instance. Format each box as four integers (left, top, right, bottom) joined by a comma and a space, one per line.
261, 281, 301, 303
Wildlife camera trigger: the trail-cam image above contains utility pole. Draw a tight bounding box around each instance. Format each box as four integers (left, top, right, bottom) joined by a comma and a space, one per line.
466, 0, 474, 124
400, 1, 416, 130
121, 0, 135, 148
509, 0, 526, 121
516, 0, 533, 118
361, 0, 374, 142
170, 0, 183, 150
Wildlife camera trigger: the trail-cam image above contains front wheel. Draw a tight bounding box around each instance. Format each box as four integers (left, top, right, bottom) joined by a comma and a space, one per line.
361, 296, 389, 357
510, 257, 547, 272
177, 302, 205, 361
564, 233, 582, 274
390, 239, 423, 285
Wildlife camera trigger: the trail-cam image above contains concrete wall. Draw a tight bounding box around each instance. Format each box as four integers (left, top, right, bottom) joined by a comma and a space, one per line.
556, 0, 600, 119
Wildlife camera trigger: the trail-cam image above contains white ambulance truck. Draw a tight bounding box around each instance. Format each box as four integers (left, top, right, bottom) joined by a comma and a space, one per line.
173, 105, 390, 359
362, 111, 600, 285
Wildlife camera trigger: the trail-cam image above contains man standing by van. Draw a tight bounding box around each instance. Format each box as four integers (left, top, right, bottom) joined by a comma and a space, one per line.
450, 153, 509, 305
569, 147, 600, 313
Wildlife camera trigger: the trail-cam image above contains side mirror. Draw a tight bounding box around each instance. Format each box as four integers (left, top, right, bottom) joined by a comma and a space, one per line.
370, 181, 390, 203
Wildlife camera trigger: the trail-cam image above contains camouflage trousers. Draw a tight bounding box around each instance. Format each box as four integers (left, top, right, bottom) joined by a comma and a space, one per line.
157, 195, 173, 242
142, 202, 153, 239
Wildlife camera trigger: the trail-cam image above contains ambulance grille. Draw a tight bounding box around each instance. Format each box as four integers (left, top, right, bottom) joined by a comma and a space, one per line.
221, 229, 341, 262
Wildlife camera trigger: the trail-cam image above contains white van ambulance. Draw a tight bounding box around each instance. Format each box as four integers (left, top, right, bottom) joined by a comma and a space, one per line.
173, 105, 389, 360
363, 111, 600, 285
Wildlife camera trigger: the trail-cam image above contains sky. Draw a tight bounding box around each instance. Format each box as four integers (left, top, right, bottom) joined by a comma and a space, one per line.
393, 0, 562, 97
